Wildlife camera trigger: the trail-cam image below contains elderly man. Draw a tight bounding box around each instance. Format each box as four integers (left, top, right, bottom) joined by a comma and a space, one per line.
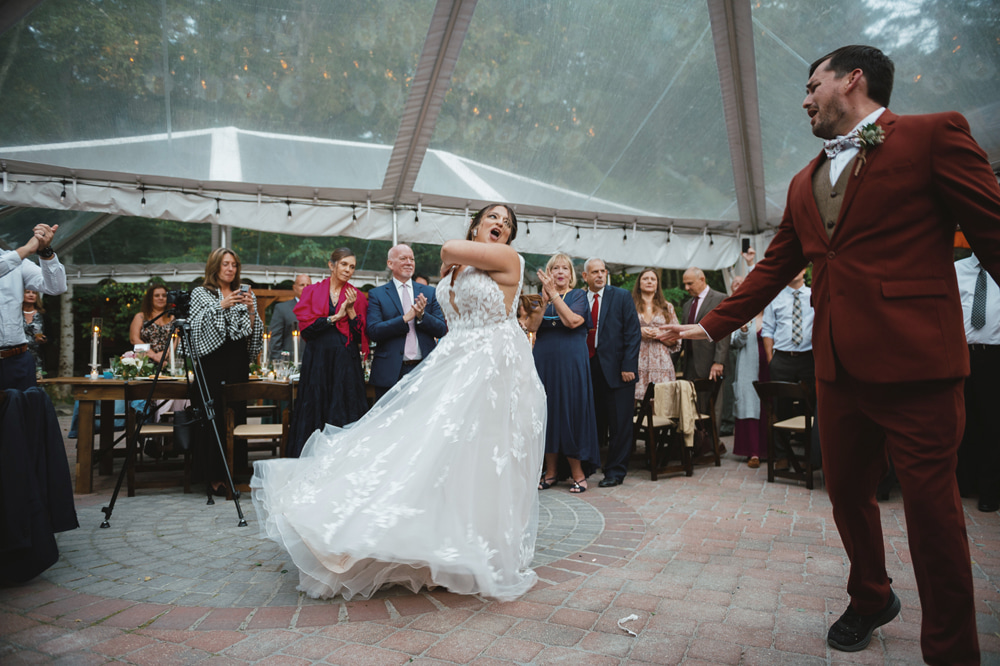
269, 273, 311, 360
663, 45, 999, 663
366, 244, 447, 399
1, 224, 66, 390
678, 267, 729, 384
582, 258, 641, 487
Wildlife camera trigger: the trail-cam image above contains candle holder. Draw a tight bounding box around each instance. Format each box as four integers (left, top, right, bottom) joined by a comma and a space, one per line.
89, 365, 101, 380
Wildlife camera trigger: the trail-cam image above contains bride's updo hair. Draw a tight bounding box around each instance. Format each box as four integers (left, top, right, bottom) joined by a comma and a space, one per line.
466, 203, 518, 244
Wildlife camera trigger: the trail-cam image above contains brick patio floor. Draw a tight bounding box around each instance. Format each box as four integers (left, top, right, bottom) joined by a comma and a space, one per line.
2, 415, 998, 664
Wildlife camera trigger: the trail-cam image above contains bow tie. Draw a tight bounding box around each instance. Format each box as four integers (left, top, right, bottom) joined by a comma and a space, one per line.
823, 135, 861, 159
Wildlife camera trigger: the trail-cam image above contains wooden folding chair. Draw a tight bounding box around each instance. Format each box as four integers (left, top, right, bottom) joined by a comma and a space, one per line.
753, 380, 817, 489
632, 382, 694, 480
691, 378, 723, 467
222, 381, 293, 499
123, 382, 192, 496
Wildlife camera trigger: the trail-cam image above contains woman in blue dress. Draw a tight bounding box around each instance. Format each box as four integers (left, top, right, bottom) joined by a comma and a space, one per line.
528, 253, 600, 493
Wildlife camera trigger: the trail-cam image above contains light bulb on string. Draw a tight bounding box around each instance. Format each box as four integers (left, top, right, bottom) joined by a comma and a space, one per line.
352, 205, 357, 222
140, 185, 146, 209
215, 198, 221, 218
286, 200, 292, 218
60, 180, 66, 203
575, 227, 580, 241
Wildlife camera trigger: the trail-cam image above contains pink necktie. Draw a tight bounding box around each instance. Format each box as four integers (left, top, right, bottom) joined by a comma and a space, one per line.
401, 283, 418, 359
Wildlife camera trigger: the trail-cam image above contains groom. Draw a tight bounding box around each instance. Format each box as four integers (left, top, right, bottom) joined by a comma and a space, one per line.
662, 45, 1000, 664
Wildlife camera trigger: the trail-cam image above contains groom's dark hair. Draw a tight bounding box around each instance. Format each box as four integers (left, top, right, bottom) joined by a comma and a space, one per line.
810, 45, 894, 108
467, 204, 518, 244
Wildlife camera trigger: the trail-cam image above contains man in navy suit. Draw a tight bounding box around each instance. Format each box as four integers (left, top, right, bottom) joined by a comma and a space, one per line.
583, 258, 641, 487
366, 244, 447, 400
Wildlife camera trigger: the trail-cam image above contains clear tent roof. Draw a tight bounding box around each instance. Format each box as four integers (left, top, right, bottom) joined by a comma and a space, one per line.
0, 0, 997, 251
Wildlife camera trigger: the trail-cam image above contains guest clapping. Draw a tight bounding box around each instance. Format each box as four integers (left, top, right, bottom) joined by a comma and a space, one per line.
22, 290, 46, 374
632, 269, 680, 398
289, 248, 370, 457
527, 253, 600, 493
129, 284, 174, 365
189, 248, 264, 496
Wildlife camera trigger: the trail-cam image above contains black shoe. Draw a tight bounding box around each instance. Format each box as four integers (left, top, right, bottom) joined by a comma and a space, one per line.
598, 477, 622, 488
978, 498, 999, 512
827, 589, 901, 652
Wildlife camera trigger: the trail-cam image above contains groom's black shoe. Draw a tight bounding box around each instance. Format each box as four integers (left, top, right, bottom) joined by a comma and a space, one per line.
827, 589, 901, 652
598, 476, 622, 488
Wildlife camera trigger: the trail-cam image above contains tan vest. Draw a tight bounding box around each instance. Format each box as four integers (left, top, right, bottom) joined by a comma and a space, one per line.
811, 158, 854, 239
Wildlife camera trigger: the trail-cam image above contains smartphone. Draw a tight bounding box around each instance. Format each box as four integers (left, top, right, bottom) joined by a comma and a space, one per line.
741, 238, 751, 253
239, 284, 250, 293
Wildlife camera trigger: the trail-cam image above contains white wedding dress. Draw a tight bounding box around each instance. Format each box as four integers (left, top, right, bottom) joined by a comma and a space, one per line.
250, 256, 546, 601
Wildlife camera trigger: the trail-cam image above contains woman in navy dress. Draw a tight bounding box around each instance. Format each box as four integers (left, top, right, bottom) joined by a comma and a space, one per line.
528, 253, 600, 493
288, 247, 370, 457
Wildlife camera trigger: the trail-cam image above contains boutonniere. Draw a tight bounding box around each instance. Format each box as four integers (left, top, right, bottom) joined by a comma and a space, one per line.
853, 122, 885, 175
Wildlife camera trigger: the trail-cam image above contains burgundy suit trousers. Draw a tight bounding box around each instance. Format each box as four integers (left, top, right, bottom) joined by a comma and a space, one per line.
818, 367, 978, 664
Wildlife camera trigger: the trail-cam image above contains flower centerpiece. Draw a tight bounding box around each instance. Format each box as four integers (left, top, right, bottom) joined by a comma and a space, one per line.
112, 351, 155, 380
853, 122, 885, 175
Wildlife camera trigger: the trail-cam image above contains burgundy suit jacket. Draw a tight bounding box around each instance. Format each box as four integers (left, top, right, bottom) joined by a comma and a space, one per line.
701, 110, 1000, 384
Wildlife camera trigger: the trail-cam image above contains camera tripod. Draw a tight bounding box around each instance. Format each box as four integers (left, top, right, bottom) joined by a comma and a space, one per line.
100, 314, 248, 528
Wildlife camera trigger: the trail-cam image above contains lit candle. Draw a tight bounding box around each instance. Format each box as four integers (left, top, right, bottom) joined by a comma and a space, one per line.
90, 324, 100, 367
169, 331, 177, 375
90, 367, 99, 380
292, 327, 300, 366
261, 332, 270, 367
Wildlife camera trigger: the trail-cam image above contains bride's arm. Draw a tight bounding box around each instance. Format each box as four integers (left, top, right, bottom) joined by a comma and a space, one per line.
440, 241, 520, 285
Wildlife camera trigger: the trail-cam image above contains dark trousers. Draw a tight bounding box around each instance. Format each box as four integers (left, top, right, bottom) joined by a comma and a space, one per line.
199, 340, 248, 483
957, 344, 1000, 503
591, 357, 635, 481
768, 350, 820, 465
372, 361, 419, 401
819, 371, 978, 664
0, 350, 37, 391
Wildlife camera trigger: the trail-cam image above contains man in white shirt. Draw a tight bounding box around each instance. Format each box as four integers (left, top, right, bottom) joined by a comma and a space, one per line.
955, 253, 1000, 512
1, 223, 66, 390
365, 244, 447, 400
761, 268, 819, 469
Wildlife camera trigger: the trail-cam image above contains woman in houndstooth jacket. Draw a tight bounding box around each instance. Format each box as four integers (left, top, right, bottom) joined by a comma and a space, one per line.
189, 247, 264, 496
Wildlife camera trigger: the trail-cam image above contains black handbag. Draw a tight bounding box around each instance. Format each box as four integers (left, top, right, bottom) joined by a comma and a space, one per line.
172, 407, 204, 452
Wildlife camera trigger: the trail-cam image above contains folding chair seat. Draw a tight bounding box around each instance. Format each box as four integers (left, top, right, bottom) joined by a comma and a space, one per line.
632, 381, 695, 479
222, 381, 293, 499
753, 380, 817, 489
691, 378, 723, 467
123, 382, 192, 496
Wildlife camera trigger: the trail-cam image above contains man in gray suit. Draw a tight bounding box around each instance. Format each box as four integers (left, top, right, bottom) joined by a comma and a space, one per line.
678, 267, 729, 383
269, 274, 311, 359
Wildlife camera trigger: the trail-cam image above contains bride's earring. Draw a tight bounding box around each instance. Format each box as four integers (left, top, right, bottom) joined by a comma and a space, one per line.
472, 228, 478, 238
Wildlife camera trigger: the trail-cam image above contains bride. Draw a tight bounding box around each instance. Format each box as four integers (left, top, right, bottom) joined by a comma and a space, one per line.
251, 204, 547, 602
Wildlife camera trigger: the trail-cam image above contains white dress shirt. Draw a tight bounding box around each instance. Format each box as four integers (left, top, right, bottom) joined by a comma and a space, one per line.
957, 254, 1000, 345
587, 286, 606, 349
0, 250, 67, 347
393, 277, 421, 360
829, 107, 886, 185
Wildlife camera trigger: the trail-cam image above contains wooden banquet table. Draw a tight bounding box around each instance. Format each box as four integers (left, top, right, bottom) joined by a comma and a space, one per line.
40, 376, 302, 494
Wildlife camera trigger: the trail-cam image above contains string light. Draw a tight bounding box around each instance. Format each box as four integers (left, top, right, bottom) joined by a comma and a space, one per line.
60, 180, 67, 203
622, 225, 627, 242
575, 227, 580, 240
215, 197, 221, 217
525, 220, 530, 235
286, 200, 292, 218
140, 185, 146, 209
352, 205, 357, 222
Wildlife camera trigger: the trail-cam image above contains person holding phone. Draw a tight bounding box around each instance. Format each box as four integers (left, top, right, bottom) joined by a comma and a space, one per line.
188, 248, 264, 496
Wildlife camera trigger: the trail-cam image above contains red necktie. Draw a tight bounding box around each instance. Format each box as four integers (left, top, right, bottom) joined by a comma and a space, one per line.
587, 293, 599, 358
687, 295, 700, 325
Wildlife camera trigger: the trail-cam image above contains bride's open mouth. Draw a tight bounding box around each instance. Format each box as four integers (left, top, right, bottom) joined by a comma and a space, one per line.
489, 227, 502, 240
